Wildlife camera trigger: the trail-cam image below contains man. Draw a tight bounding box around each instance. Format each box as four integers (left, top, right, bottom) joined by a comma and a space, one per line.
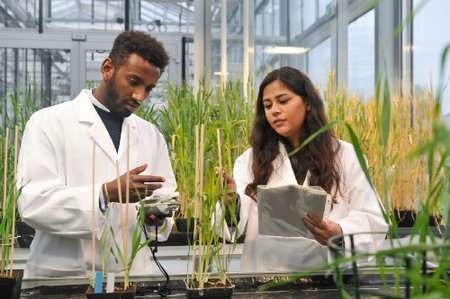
17, 31, 177, 278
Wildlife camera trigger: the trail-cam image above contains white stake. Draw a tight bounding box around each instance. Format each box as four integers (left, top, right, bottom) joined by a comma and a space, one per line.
1, 127, 9, 274
217, 128, 227, 282
91, 140, 96, 286
106, 272, 115, 293
124, 124, 130, 289
10, 126, 18, 276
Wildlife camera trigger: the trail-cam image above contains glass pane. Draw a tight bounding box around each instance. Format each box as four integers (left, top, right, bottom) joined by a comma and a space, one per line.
85, 50, 110, 89
264, 2, 273, 36
0, 0, 39, 29
210, 0, 244, 84
319, 0, 332, 18
302, 0, 316, 31
139, 1, 194, 33
255, 0, 290, 82
0, 48, 70, 128
290, 0, 303, 39
273, 0, 280, 36
3, 0, 194, 33
307, 38, 331, 88
413, 0, 450, 116
347, 10, 375, 97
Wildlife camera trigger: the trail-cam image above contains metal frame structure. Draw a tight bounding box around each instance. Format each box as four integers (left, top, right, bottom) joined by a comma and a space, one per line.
1, 0, 448, 119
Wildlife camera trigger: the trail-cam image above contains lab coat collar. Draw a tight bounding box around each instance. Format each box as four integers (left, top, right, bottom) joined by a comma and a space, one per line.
74, 89, 140, 164
117, 116, 140, 162
272, 142, 310, 187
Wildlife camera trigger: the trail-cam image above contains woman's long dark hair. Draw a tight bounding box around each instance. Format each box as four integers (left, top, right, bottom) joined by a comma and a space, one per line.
244, 66, 341, 201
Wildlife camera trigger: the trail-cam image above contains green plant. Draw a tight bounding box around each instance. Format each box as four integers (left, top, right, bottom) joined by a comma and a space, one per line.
0, 87, 43, 231
0, 183, 16, 276
1, 83, 44, 138
152, 78, 253, 289
1, 126, 22, 278
323, 71, 439, 215
107, 198, 166, 289
185, 124, 240, 289
140, 80, 253, 219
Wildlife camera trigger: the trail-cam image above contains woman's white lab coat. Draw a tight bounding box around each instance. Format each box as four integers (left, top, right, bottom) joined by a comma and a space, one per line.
17, 90, 177, 278
228, 140, 388, 272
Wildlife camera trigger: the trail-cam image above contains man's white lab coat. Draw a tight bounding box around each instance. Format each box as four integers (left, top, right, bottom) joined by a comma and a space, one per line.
17, 90, 177, 278
227, 140, 388, 272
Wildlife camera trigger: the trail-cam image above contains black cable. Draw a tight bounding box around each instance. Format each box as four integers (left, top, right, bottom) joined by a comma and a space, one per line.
140, 221, 171, 298
151, 225, 171, 297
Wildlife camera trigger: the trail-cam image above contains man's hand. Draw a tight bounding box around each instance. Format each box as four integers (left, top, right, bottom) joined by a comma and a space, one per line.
144, 211, 173, 226
104, 164, 165, 203
302, 212, 343, 246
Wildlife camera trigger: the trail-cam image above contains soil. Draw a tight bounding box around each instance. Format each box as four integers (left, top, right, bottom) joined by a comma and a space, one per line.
85, 282, 136, 294
187, 278, 233, 289
0, 269, 22, 280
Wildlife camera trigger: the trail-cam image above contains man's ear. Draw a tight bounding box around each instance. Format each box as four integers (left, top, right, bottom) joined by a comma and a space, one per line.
101, 58, 114, 80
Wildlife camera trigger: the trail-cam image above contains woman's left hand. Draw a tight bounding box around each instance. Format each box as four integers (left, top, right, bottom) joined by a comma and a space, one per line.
302, 212, 343, 246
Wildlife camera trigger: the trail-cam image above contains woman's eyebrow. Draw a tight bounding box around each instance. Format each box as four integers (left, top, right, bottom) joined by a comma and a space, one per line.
275, 93, 288, 99
263, 93, 288, 102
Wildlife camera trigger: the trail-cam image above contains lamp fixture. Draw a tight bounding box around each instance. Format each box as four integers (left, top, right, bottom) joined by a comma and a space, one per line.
263, 46, 310, 54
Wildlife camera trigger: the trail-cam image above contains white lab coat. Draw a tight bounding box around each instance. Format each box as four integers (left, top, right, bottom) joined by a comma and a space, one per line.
227, 140, 388, 272
17, 90, 177, 278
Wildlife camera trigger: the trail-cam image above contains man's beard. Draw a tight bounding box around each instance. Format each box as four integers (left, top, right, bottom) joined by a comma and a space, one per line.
104, 76, 131, 118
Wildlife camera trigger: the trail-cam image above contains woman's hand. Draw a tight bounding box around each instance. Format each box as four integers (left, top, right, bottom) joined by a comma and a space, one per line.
302, 212, 343, 246
216, 168, 237, 204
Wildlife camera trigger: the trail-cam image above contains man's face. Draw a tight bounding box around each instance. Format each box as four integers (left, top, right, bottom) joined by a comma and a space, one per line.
103, 53, 161, 117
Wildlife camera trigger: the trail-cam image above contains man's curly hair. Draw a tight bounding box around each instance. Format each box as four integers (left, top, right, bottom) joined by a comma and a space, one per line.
109, 30, 169, 74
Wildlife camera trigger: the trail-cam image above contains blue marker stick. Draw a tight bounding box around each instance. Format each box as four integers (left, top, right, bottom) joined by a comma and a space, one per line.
94, 271, 103, 293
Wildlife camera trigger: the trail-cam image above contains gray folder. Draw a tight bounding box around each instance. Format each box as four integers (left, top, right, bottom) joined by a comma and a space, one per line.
257, 184, 331, 239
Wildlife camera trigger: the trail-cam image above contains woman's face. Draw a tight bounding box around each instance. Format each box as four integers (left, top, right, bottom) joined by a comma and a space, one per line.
262, 80, 308, 148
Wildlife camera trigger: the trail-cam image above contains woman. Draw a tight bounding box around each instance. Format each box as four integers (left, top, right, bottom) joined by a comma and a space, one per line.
222, 66, 388, 272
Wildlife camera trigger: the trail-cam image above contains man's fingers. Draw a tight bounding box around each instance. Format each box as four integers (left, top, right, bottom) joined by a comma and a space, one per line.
130, 163, 148, 174
131, 183, 163, 194
143, 183, 163, 191
146, 214, 166, 226
135, 175, 166, 183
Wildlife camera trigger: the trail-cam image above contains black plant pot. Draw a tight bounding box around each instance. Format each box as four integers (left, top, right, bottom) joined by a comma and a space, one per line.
393, 210, 441, 227
185, 279, 234, 299
151, 218, 195, 246
393, 210, 416, 227
175, 217, 195, 233
85, 282, 136, 299
0, 269, 24, 299
150, 218, 246, 246
16, 221, 35, 248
